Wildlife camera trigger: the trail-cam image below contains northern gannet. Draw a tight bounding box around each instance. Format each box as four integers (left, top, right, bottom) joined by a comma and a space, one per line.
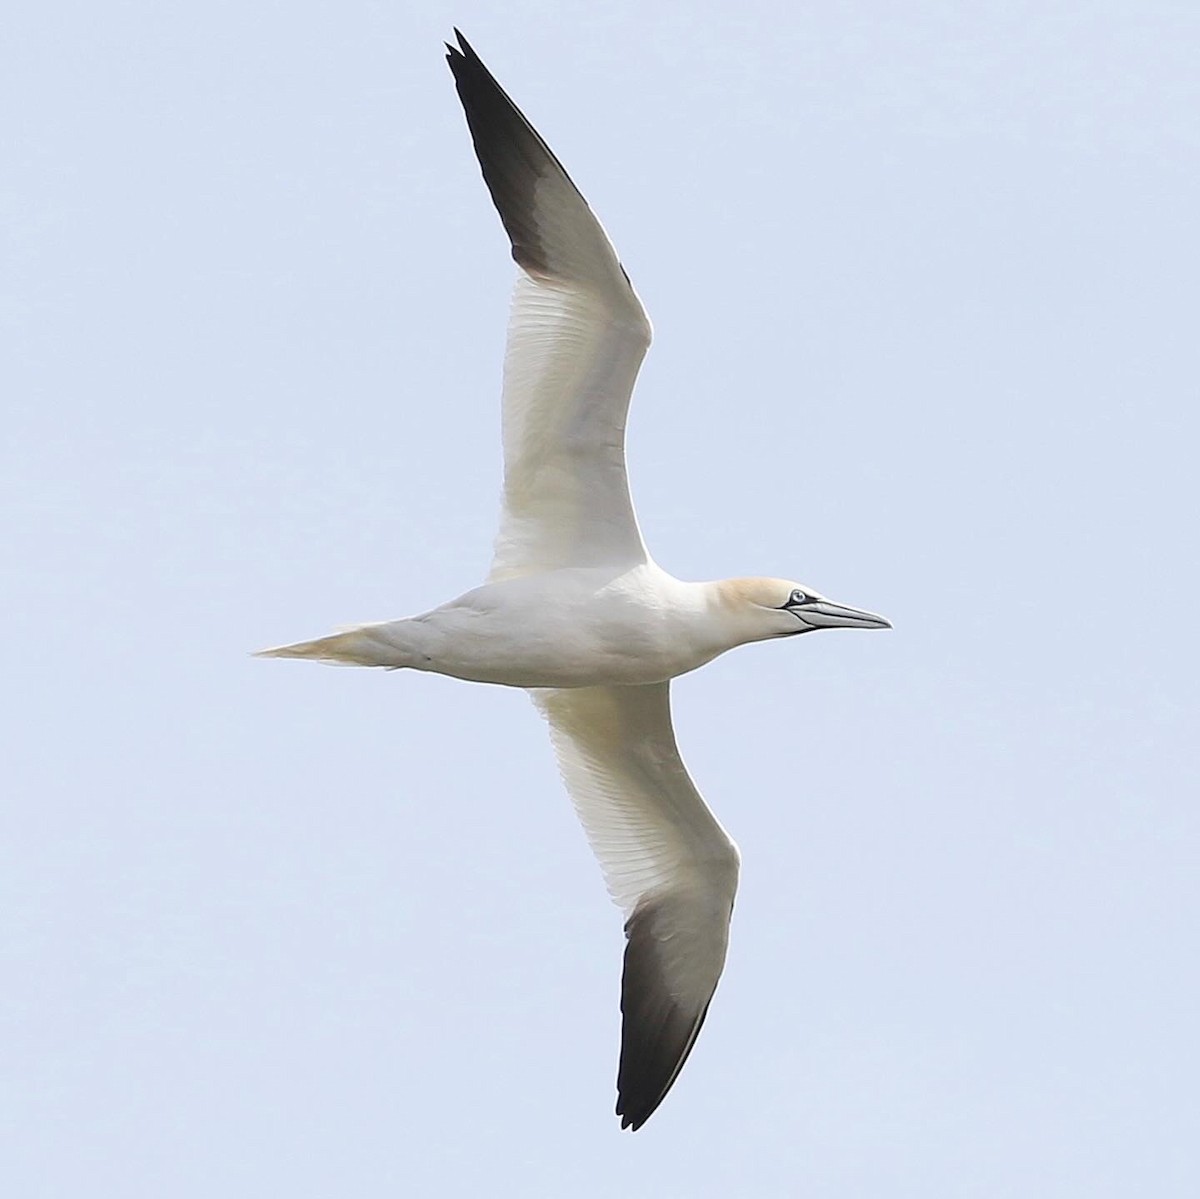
259, 30, 890, 1130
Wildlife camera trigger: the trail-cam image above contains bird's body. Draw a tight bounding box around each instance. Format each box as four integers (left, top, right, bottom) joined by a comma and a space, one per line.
259, 31, 889, 1130
267, 567, 830, 688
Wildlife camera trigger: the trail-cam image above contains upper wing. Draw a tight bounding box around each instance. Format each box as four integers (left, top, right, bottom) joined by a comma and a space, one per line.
532, 683, 740, 1130
446, 32, 653, 581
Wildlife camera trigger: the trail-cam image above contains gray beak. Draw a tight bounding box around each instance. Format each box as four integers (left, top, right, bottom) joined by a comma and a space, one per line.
798, 600, 892, 631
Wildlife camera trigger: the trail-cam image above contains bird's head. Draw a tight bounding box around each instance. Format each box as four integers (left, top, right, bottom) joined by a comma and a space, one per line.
717, 577, 892, 642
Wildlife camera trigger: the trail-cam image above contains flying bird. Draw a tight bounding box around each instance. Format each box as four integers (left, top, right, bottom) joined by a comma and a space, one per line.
259, 30, 890, 1130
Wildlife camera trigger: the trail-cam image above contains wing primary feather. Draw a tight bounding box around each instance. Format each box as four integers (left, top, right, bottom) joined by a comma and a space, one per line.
447, 31, 588, 280
616, 895, 716, 1131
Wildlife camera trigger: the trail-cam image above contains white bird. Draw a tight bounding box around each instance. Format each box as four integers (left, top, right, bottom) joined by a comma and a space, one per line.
259, 30, 890, 1130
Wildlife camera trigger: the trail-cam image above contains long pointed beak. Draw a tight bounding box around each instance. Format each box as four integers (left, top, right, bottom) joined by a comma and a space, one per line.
801, 600, 892, 631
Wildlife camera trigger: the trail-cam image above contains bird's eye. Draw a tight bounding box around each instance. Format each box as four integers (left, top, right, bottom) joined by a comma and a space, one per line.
790, 589, 807, 605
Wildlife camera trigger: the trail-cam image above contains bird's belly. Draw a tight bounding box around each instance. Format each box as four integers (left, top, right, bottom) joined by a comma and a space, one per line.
419, 594, 715, 689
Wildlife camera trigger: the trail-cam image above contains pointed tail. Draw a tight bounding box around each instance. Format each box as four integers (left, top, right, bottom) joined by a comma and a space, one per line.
254, 623, 411, 668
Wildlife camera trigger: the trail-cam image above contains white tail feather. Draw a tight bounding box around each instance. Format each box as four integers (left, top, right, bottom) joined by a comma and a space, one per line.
254, 624, 410, 668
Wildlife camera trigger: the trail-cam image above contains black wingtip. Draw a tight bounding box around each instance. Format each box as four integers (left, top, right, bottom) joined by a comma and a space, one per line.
445, 29, 469, 65
614, 897, 720, 1132
442, 24, 585, 280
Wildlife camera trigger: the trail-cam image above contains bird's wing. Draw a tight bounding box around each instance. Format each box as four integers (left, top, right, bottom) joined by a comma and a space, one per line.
446, 32, 653, 582
532, 683, 740, 1130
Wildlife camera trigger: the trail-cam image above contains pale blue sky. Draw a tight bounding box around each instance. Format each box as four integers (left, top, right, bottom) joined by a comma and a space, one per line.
4, 2, 1198, 1195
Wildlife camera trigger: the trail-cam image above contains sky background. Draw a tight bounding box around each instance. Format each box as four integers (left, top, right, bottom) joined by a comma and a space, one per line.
4, 2, 1198, 1195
